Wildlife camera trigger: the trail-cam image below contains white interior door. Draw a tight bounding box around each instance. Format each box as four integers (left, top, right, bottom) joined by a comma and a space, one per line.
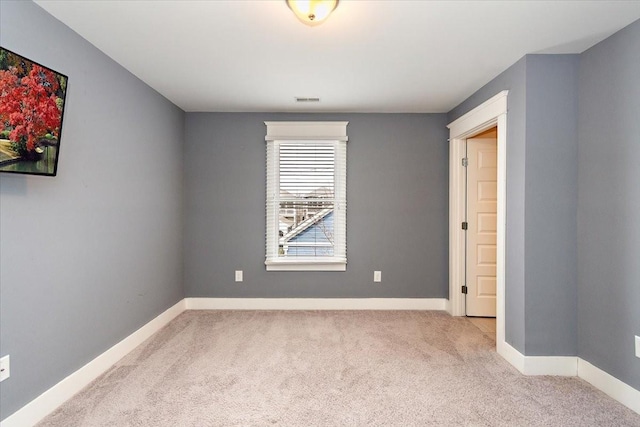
466, 130, 497, 317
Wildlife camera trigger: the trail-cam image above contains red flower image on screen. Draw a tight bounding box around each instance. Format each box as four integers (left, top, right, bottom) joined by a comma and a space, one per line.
0, 47, 68, 176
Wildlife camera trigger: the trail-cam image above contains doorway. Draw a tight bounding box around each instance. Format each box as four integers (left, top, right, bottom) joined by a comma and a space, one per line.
447, 90, 508, 357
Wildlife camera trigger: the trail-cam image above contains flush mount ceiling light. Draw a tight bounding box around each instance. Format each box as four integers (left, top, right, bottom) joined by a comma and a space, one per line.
286, 0, 339, 26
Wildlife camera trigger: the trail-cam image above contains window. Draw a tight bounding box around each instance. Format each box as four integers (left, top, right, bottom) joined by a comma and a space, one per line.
265, 122, 348, 271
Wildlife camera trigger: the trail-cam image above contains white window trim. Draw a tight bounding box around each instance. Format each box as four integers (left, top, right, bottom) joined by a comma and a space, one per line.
265, 121, 348, 272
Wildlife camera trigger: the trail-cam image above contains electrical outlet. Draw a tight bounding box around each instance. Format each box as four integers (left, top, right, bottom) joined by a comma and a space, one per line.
235, 270, 243, 282
635, 336, 640, 359
0, 355, 10, 382
374, 271, 382, 282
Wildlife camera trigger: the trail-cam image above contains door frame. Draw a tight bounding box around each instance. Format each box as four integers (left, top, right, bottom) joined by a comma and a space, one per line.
447, 90, 508, 351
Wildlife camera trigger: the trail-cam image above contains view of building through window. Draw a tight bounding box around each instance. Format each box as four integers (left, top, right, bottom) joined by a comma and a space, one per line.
278, 142, 335, 257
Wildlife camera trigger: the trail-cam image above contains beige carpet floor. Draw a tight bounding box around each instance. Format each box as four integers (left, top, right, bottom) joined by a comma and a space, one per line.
38, 310, 640, 426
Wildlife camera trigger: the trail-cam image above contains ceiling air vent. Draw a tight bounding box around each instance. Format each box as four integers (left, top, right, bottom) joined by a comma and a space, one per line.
295, 97, 320, 102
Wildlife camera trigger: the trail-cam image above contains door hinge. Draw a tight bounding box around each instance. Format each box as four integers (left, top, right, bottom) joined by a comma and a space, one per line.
462, 221, 468, 230
462, 157, 468, 167
462, 285, 468, 294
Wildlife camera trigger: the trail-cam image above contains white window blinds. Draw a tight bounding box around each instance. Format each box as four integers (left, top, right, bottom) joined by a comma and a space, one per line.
265, 122, 347, 271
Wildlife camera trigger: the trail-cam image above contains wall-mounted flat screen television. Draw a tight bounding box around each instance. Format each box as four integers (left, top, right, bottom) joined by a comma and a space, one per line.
0, 47, 68, 176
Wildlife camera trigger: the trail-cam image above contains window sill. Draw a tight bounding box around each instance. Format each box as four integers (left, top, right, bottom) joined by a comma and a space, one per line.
265, 258, 347, 271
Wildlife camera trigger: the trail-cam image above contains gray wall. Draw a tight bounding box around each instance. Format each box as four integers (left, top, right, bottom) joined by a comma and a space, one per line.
524, 55, 579, 356
577, 20, 640, 390
448, 58, 528, 353
184, 113, 449, 298
0, 1, 184, 420
448, 55, 580, 356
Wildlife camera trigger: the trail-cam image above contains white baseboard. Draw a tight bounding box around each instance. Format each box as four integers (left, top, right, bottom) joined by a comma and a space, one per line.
498, 341, 578, 376
185, 297, 448, 311
498, 340, 577, 376
497, 340, 526, 374
578, 359, 640, 415
0, 299, 186, 427
523, 356, 578, 376
497, 341, 639, 415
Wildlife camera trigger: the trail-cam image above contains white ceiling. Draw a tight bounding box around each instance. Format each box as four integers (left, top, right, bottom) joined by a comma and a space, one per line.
35, 0, 640, 113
